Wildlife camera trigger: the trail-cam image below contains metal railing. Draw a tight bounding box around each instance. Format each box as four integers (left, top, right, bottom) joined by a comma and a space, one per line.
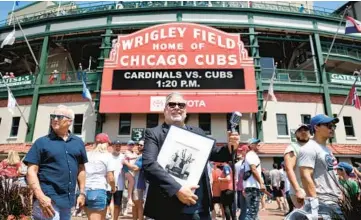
321, 43, 361, 61
261, 68, 319, 84
41, 71, 98, 85
1, 1, 339, 27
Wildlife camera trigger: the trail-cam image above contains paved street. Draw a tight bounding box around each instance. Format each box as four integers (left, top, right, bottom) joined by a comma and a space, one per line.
72, 201, 285, 220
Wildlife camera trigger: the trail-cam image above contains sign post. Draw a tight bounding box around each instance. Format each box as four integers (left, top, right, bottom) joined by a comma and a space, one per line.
131, 128, 145, 142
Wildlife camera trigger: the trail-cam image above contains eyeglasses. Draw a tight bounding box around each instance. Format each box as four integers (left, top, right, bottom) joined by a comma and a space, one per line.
50, 114, 71, 120
167, 102, 186, 109
318, 123, 337, 129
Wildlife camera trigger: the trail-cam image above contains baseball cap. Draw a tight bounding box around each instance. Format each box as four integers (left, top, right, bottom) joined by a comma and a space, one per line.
112, 140, 122, 145
295, 124, 310, 132
337, 162, 353, 175
138, 140, 144, 146
95, 133, 110, 144
248, 138, 260, 145
310, 114, 339, 130
127, 140, 135, 145
239, 144, 249, 151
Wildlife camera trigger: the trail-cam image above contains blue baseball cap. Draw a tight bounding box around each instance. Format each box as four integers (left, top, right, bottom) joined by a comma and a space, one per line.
127, 140, 135, 145
310, 114, 339, 130
337, 162, 353, 175
248, 138, 261, 145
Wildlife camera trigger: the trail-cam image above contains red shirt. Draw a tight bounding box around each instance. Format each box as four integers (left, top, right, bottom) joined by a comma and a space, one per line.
212, 167, 222, 197
0, 160, 21, 178
220, 164, 233, 191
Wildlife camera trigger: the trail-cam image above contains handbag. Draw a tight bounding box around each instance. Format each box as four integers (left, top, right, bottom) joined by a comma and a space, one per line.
243, 164, 260, 181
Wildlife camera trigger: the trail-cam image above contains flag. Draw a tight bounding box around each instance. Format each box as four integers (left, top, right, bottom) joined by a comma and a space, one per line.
348, 84, 361, 110
345, 16, 361, 34
82, 80, 92, 101
7, 87, 17, 114
15, 1, 20, 6
0, 28, 15, 48
268, 77, 277, 102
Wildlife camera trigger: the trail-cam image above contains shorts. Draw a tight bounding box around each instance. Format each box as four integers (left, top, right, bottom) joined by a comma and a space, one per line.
110, 190, 123, 206
85, 189, 107, 211
212, 196, 221, 204
106, 191, 112, 206
220, 190, 234, 205
133, 189, 144, 201
273, 188, 283, 197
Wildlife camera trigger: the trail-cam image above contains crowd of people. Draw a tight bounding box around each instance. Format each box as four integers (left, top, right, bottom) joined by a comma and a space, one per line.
0, 92, 361, 220
209, 115, 361, 220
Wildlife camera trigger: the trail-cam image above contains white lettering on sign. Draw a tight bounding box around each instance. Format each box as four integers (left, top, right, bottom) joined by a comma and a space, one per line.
193, 28, 236, 49
120, 54, 188, 67
194, 54, 238, 66
150, 96, 206, 111
121, 27, 187, 51
187, 100, 206, 108
120, 27, 236, 51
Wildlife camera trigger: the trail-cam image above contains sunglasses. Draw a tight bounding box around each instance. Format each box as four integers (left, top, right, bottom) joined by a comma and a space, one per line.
50, 114, 71, 120
167, 102, 186, 109
318, 123, 337, 129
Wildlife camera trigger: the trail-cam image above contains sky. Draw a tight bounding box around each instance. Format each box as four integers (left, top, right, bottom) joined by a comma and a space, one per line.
0, 1, 348, 23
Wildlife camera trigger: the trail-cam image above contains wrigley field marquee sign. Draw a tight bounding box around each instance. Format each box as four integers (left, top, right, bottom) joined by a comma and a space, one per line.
0, 75, 34, 88
100, 23, 257, 113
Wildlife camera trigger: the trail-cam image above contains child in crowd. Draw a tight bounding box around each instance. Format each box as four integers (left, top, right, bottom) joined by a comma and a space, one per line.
122, 140, 140, 209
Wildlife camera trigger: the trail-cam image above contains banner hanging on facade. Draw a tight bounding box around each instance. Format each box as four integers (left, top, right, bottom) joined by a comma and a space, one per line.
329, 73, 361, 86
0, 75, 34, 88
100, 23, 257, 113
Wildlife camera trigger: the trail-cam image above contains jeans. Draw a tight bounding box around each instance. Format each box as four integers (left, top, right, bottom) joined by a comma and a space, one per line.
178, 212, 211, 220
244, 188, 261, 220
32, 200, 72, 220
303, 201, 344, 220
85, 189, 107, 210
285, 191, 294, 215
237, 191, 247, 220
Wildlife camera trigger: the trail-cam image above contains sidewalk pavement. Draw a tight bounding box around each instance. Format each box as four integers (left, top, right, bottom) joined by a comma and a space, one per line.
72, 201, 286, 220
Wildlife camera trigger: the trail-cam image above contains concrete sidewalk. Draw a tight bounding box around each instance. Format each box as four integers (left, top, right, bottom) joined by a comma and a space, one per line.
72, 201, 286, 220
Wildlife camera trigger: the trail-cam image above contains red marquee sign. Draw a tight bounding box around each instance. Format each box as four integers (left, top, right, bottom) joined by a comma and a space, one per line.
100, 23, 257, 113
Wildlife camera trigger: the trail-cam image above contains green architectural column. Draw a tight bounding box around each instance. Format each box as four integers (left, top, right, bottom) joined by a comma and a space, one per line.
249, 25, 264, 141
94, 16, 112, 135
25, 29, 50, 142
176, 12, 182, 21
313, 33, 332, 117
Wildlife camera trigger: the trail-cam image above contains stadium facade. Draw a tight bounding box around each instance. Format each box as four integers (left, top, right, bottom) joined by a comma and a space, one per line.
0, 1, 360, 169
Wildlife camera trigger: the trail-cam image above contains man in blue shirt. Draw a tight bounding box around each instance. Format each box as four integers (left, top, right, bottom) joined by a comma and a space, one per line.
25, 105, 88, 220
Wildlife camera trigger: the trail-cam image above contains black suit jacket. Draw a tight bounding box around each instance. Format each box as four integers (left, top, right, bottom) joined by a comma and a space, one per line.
143, 123, 232, 220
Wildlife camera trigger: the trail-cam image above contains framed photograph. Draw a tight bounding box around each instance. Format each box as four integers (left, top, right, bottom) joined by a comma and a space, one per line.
157, 125, 215, 186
